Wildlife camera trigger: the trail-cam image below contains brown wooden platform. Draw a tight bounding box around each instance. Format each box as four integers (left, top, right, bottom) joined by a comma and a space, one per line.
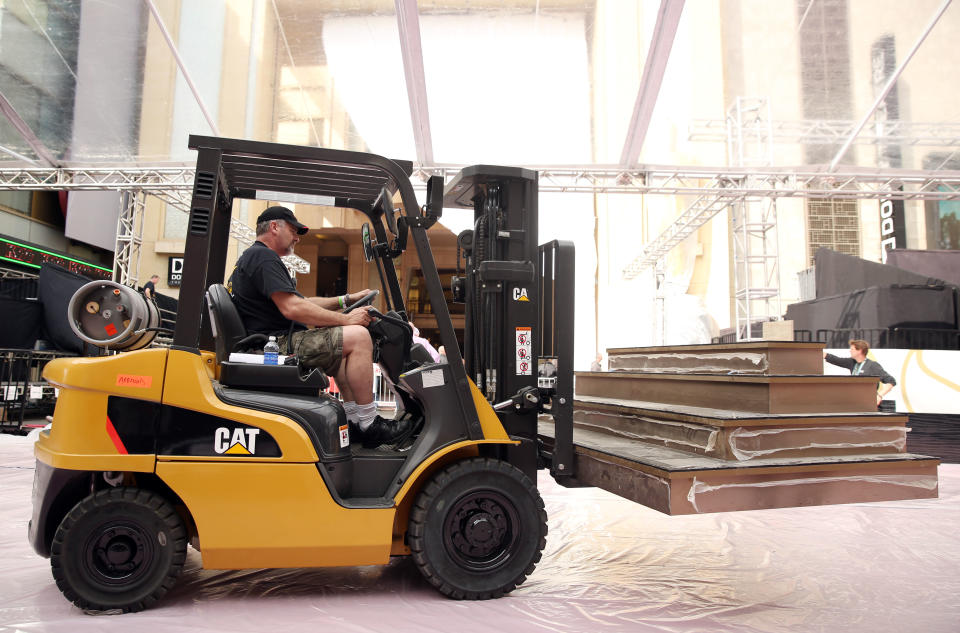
575, 371, 880, 414
573, 397, 910, 461
547, 342, 939, 515
539, 420, 939, 515
606, 341, 826, 375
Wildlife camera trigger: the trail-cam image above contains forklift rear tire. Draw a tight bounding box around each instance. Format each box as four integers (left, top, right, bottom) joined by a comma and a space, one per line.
50, 487, 187, 613
408, 457, 547, 599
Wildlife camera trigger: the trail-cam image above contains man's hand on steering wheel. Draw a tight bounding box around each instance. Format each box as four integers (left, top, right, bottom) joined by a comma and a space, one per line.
343, 289, 379, 313
340, 289, 380, 328
343, 307, 374, 327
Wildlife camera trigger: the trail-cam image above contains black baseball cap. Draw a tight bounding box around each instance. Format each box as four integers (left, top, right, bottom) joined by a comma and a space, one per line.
257, 205, 308, 235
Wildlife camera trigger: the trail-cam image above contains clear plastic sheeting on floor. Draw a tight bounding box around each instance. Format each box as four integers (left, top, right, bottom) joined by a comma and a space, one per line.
1, 434, 958, 633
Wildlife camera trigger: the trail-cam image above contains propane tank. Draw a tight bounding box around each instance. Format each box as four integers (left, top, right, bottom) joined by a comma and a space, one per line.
67, 280, 161, 351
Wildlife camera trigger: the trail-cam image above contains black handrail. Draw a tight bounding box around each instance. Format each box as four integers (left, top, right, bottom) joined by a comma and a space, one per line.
713, 326, 960, 349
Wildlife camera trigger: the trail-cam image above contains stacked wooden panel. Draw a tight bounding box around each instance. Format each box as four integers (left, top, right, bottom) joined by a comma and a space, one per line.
538, 342, 939, 515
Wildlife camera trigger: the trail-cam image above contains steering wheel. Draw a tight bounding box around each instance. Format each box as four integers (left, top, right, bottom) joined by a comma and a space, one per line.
343, 289, 379, 313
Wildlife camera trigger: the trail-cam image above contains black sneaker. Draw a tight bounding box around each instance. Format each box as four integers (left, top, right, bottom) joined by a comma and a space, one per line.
353, 415, 414, 449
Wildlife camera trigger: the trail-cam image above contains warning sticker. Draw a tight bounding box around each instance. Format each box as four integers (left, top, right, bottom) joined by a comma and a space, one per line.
339, 424, 350, 448
516, 327, 532, 376
422, 369, 444, 388
104, 323, 118, 336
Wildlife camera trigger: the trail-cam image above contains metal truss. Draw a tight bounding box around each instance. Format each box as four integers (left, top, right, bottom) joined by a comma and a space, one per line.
3, 164, 959, 200
0, 166, 195, 191
0, 265, 37, 279
727, 97, 780, 341
618, 162, 960, 280
731, 196, 781, 341
688, 118, 960, 147
415, 164, 960, 199
113, 191, 146, 286
621, 188, 741, 279
0, 166, 309, 275
4, 163, 958, 281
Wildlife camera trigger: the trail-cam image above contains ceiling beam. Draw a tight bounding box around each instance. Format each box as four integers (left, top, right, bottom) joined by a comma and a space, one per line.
395, 0, 434, 165
619, 0, 685, 168
828, 0, 952, 172
0, 90, 58, 167
143, 0, 220, 137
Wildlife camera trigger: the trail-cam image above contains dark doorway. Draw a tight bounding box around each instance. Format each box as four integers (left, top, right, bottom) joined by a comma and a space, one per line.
316, 257, 348, 297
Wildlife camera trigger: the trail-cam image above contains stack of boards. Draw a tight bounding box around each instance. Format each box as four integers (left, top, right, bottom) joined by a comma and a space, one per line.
538, 342, 939, 515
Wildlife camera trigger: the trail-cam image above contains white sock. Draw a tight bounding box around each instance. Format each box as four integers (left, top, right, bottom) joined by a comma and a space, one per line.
356, 401, 378, 431
342, 401, 358, 424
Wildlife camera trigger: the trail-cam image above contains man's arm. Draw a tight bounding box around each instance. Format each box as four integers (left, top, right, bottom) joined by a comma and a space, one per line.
876, 378, 894, 405
306, 289, 374, 311
861, 360, 896, 405
868, 360, 897, 386
272, 291, 372, 328
823, 353, 855, 370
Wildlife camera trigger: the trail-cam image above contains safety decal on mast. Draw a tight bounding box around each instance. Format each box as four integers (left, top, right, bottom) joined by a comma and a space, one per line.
516, 327, 532, 376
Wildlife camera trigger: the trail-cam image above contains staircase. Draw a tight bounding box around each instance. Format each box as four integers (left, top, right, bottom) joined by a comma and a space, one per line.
538, 342, 939, 515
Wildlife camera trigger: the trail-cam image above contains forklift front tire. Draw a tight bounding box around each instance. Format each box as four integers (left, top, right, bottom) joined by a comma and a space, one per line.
50, 487, 187, 613
408, 457, 547, 599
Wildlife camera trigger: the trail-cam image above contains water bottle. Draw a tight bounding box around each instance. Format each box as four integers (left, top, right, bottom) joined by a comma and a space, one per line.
263, 336, 280, 365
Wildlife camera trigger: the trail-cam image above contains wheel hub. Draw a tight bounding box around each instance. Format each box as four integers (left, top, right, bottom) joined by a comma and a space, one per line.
86, 524, 152, 583
444, 492, 518, 570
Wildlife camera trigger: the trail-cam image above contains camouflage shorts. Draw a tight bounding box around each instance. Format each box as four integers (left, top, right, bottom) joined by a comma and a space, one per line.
279, 327, 343, 375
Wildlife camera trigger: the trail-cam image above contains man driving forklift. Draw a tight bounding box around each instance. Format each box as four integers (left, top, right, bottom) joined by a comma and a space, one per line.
227, 205, 412, 448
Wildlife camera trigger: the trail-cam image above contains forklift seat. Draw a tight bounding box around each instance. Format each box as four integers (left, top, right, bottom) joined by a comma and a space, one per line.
205, 284, 328, 395
206, 284, 265, 364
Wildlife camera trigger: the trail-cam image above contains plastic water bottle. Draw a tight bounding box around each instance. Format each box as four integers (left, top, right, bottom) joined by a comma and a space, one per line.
263, 336, 280, 365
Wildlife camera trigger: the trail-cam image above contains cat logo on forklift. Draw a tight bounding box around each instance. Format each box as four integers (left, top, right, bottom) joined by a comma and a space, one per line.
512, 287, 529, 302
214, 427, 260, 455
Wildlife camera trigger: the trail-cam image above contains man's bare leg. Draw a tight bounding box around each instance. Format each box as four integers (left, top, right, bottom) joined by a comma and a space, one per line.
336, 324, 374, 407
338, 324, 411, 446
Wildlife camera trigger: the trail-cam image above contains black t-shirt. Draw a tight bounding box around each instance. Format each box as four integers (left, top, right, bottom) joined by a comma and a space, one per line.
227, 241, 305, 336
142, 280, 156, 296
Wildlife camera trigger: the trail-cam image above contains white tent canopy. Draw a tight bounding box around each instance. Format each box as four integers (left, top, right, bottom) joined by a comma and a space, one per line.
2, 0, 960, 362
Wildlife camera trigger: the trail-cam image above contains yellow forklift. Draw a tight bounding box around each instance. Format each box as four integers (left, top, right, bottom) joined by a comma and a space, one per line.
28, 136, 576, 612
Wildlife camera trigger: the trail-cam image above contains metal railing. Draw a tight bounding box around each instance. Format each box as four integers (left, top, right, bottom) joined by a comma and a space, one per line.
798, 327, 960, 350
0, 349, 75, 434
0, 269, 39, 300
323, 364, 398, 410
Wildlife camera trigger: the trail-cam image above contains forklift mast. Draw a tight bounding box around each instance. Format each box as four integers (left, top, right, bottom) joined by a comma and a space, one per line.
444, 167, 574, 482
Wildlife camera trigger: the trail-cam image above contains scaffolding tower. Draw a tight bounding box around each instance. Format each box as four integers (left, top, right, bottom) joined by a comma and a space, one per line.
727, 97, 782, 341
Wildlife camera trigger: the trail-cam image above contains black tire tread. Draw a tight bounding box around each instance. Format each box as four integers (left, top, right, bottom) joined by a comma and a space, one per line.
50, 487, 187, 613
408, 457, 547, 600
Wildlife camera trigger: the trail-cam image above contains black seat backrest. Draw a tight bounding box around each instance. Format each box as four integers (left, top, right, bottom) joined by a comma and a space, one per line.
206, 284, 249, 364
